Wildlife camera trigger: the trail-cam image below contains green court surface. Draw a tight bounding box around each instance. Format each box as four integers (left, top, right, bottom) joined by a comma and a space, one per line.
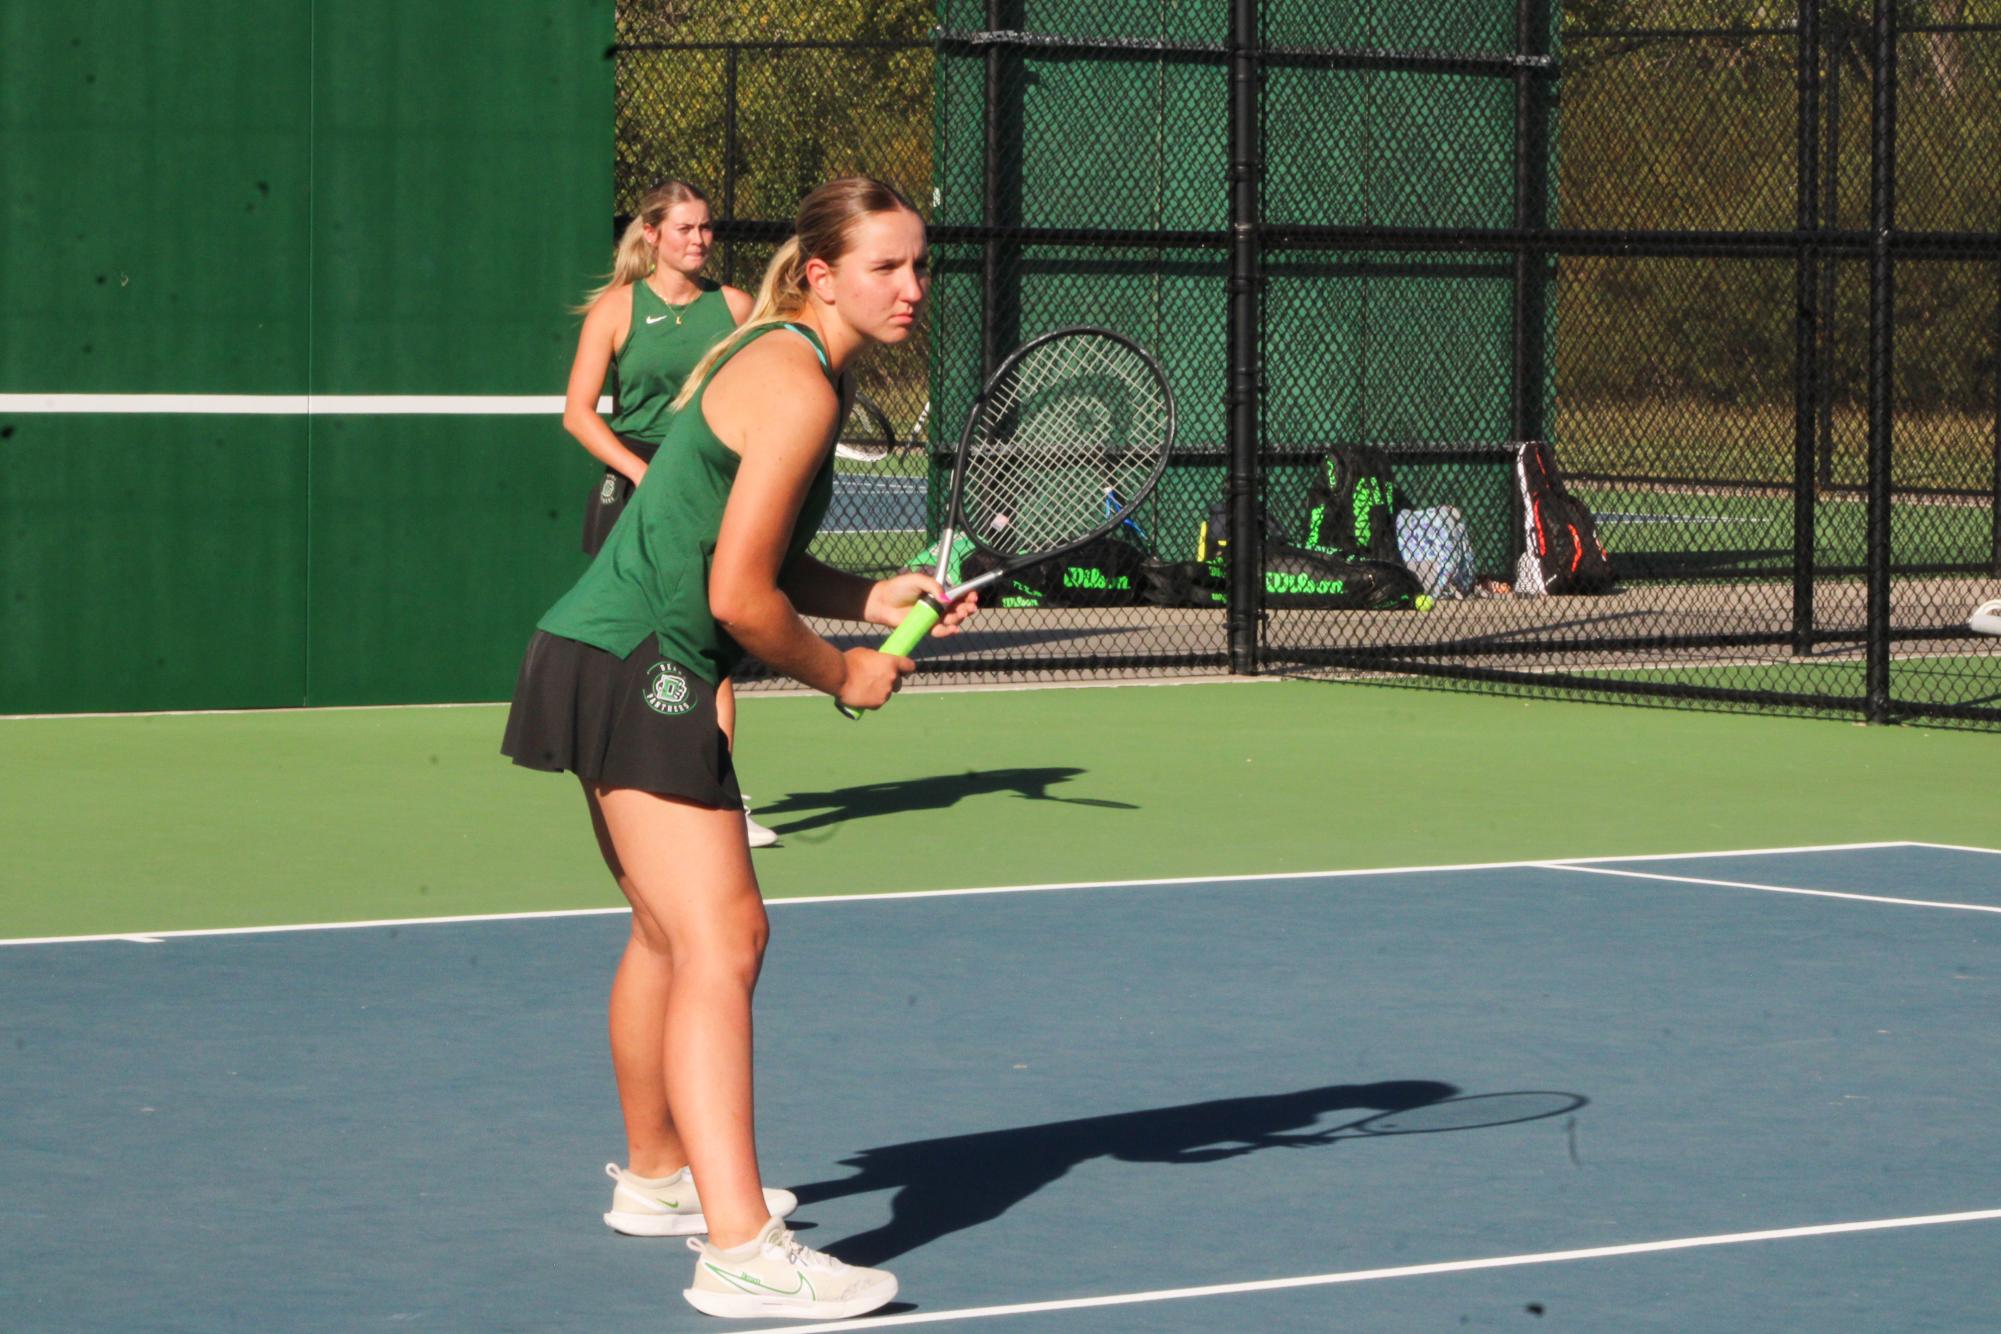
3, 679, 1996, 940
1578, 654, 2001, 708
1579, 482, 1995, 570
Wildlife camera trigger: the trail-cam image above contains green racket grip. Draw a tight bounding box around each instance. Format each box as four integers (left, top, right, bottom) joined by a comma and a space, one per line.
835, 594, 946, 720
880, 594, 946, 656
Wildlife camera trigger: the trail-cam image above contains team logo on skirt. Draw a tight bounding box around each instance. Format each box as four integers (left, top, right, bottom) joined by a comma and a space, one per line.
643, 661, 694, 716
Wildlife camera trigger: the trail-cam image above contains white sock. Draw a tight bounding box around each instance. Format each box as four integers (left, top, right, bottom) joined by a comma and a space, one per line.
714, 1219, 780, 1259
625, 1165, 689, 1188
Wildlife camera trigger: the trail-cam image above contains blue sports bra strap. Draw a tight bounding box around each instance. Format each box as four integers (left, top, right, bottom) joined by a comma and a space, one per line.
779, 321, 830, 371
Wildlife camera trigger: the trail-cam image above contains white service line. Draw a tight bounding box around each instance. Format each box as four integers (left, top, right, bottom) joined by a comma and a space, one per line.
0, 842, 1933, 947
1545, 861, 2001, 914
748, 1207, 2001, 1332
1903, 840, 2001, 858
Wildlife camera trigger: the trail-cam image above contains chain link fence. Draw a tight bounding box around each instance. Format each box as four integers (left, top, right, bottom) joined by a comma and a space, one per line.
613, 1, 2001, 726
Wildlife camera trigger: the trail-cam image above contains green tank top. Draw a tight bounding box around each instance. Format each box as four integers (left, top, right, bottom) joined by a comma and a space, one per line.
538, 323, 839, 683
606, 279, 739, 443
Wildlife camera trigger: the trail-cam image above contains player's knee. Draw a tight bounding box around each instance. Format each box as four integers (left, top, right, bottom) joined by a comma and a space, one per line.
626, 911, 672, 960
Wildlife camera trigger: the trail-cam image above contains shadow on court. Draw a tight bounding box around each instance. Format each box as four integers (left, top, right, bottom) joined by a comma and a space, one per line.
760, 766, 1138, 837
790, 1081, 1586, 1265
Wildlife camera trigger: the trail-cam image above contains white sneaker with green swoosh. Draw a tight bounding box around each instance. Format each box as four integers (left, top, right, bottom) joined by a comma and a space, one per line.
602, 1163, 798, 1237
683, 1216, 897, 1319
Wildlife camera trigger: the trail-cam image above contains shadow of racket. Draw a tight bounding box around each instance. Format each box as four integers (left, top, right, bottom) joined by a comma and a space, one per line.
1282, 1091, 1586, 1146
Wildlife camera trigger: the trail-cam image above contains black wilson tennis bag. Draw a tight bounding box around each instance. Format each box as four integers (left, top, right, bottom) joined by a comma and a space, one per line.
1142, 557, 1226, 607
1041, 535, 1148, 607
1517, 440, 1613, 594
1261, 542, 1426, 610
1304, 447, 1403, 563
957, 548, 1048, 608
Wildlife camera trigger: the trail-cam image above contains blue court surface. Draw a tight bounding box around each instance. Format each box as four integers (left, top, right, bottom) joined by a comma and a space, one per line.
4, 843, 1999, 1331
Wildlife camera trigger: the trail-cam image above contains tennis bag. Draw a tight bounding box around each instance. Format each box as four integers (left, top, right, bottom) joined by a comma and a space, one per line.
1142, 542, 1423, 610
1516, 440, 1613, 594
909, 536, 1046, 607
1261, 542, 1425, 609
1040, 535, 1148, 607
1303, 446, 1403, 563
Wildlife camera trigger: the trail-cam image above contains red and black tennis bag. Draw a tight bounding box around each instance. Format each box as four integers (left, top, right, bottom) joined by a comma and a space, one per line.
1517, 440, 1614, 594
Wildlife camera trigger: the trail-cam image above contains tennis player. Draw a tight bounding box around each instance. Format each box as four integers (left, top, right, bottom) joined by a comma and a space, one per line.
505, 176, 969, 1320
564, 180, 779, 847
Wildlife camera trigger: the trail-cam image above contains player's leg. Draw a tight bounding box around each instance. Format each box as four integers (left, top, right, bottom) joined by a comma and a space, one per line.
583, 779, 687, 1179
595, 784, 773, 1247
716, 676, 737, 747
718, 677, 781, 848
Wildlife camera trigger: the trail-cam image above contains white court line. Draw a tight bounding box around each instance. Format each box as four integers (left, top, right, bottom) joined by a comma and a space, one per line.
1904, 840, 2001, 857
0, 393, 609, 415
0, 841, 1929, 947
1545, 862, 2001, 915
750, 1207, 2001, 1332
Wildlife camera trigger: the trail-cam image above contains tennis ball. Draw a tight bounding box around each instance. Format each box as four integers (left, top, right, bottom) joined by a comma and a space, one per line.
1414, 594, 1434, 612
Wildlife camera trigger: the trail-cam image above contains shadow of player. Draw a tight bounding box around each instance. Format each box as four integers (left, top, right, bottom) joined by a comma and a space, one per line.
791, 1079, 1469, 1265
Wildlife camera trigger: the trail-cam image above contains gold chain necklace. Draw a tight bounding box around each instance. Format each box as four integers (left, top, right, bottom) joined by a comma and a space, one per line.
650, 277, 698, 325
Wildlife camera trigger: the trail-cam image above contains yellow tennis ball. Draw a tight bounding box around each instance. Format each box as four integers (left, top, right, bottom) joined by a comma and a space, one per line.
1414, 594, 1434, 612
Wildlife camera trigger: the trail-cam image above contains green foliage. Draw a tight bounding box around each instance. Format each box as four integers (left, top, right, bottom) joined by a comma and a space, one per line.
1558, 9, 2001, 415
614, 0, 933, 221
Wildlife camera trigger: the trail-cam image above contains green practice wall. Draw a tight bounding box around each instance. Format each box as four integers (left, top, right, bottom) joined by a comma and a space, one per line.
0, 1, 610, 712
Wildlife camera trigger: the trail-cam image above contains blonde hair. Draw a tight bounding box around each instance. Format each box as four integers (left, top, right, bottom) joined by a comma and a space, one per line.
576, 180, 711, 311
670, 176, 920, 410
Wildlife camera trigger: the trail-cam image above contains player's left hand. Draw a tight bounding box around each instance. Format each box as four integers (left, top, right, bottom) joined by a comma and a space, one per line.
866, 572, 978, 636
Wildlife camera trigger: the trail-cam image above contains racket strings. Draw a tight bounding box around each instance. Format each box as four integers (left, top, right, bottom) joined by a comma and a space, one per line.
965, 335, 1169, 552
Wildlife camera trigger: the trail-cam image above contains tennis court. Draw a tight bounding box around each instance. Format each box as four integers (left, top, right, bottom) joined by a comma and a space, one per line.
4, 683, 1997, 1331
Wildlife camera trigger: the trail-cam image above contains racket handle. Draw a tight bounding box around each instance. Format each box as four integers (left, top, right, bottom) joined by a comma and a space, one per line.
880, 593, 945, 656
835, 594, 946, 721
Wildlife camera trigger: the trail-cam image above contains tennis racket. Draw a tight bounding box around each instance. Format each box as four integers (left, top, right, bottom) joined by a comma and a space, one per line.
838, 326, 1176, 719
834, 390, 899, 464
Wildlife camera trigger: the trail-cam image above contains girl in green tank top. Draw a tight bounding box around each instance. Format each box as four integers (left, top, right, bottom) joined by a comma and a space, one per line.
564, 179, 751, 473
508, 179, 975, 1320
560, 180, 772, 837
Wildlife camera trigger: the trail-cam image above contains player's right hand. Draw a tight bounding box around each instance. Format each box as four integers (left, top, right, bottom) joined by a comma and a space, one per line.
836, 647, 915, 712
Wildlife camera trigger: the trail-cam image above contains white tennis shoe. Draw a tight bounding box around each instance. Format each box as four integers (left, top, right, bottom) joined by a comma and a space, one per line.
602, 1163, 798, 1238
742, 797, 778, 848
1970, 598, 2001, 636
683, 1216, 897, 1320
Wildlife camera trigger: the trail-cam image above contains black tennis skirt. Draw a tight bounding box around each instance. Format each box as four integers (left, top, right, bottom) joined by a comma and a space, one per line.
580, 435, 660, 555
500, 630, 740, 808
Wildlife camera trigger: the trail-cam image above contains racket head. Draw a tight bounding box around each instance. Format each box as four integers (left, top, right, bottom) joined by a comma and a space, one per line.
940, 326, 1175, 595
834, 390, 897, 463
1336, 1092, 1585, 1138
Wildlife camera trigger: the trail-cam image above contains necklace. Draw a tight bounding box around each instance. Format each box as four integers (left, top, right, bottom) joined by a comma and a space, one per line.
650, 278, 699, 325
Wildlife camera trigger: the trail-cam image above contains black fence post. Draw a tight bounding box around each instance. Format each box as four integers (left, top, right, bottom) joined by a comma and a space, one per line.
1817, 44, 1839, 488
1791, 2, 1820, 657
1511, 0, 1552, 448
1992, 261, 2001, 576
1227, 0, 1262, 674
981, 2, 1025, 382
1864, 0, 1896, 722
722, 44, 738, 281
